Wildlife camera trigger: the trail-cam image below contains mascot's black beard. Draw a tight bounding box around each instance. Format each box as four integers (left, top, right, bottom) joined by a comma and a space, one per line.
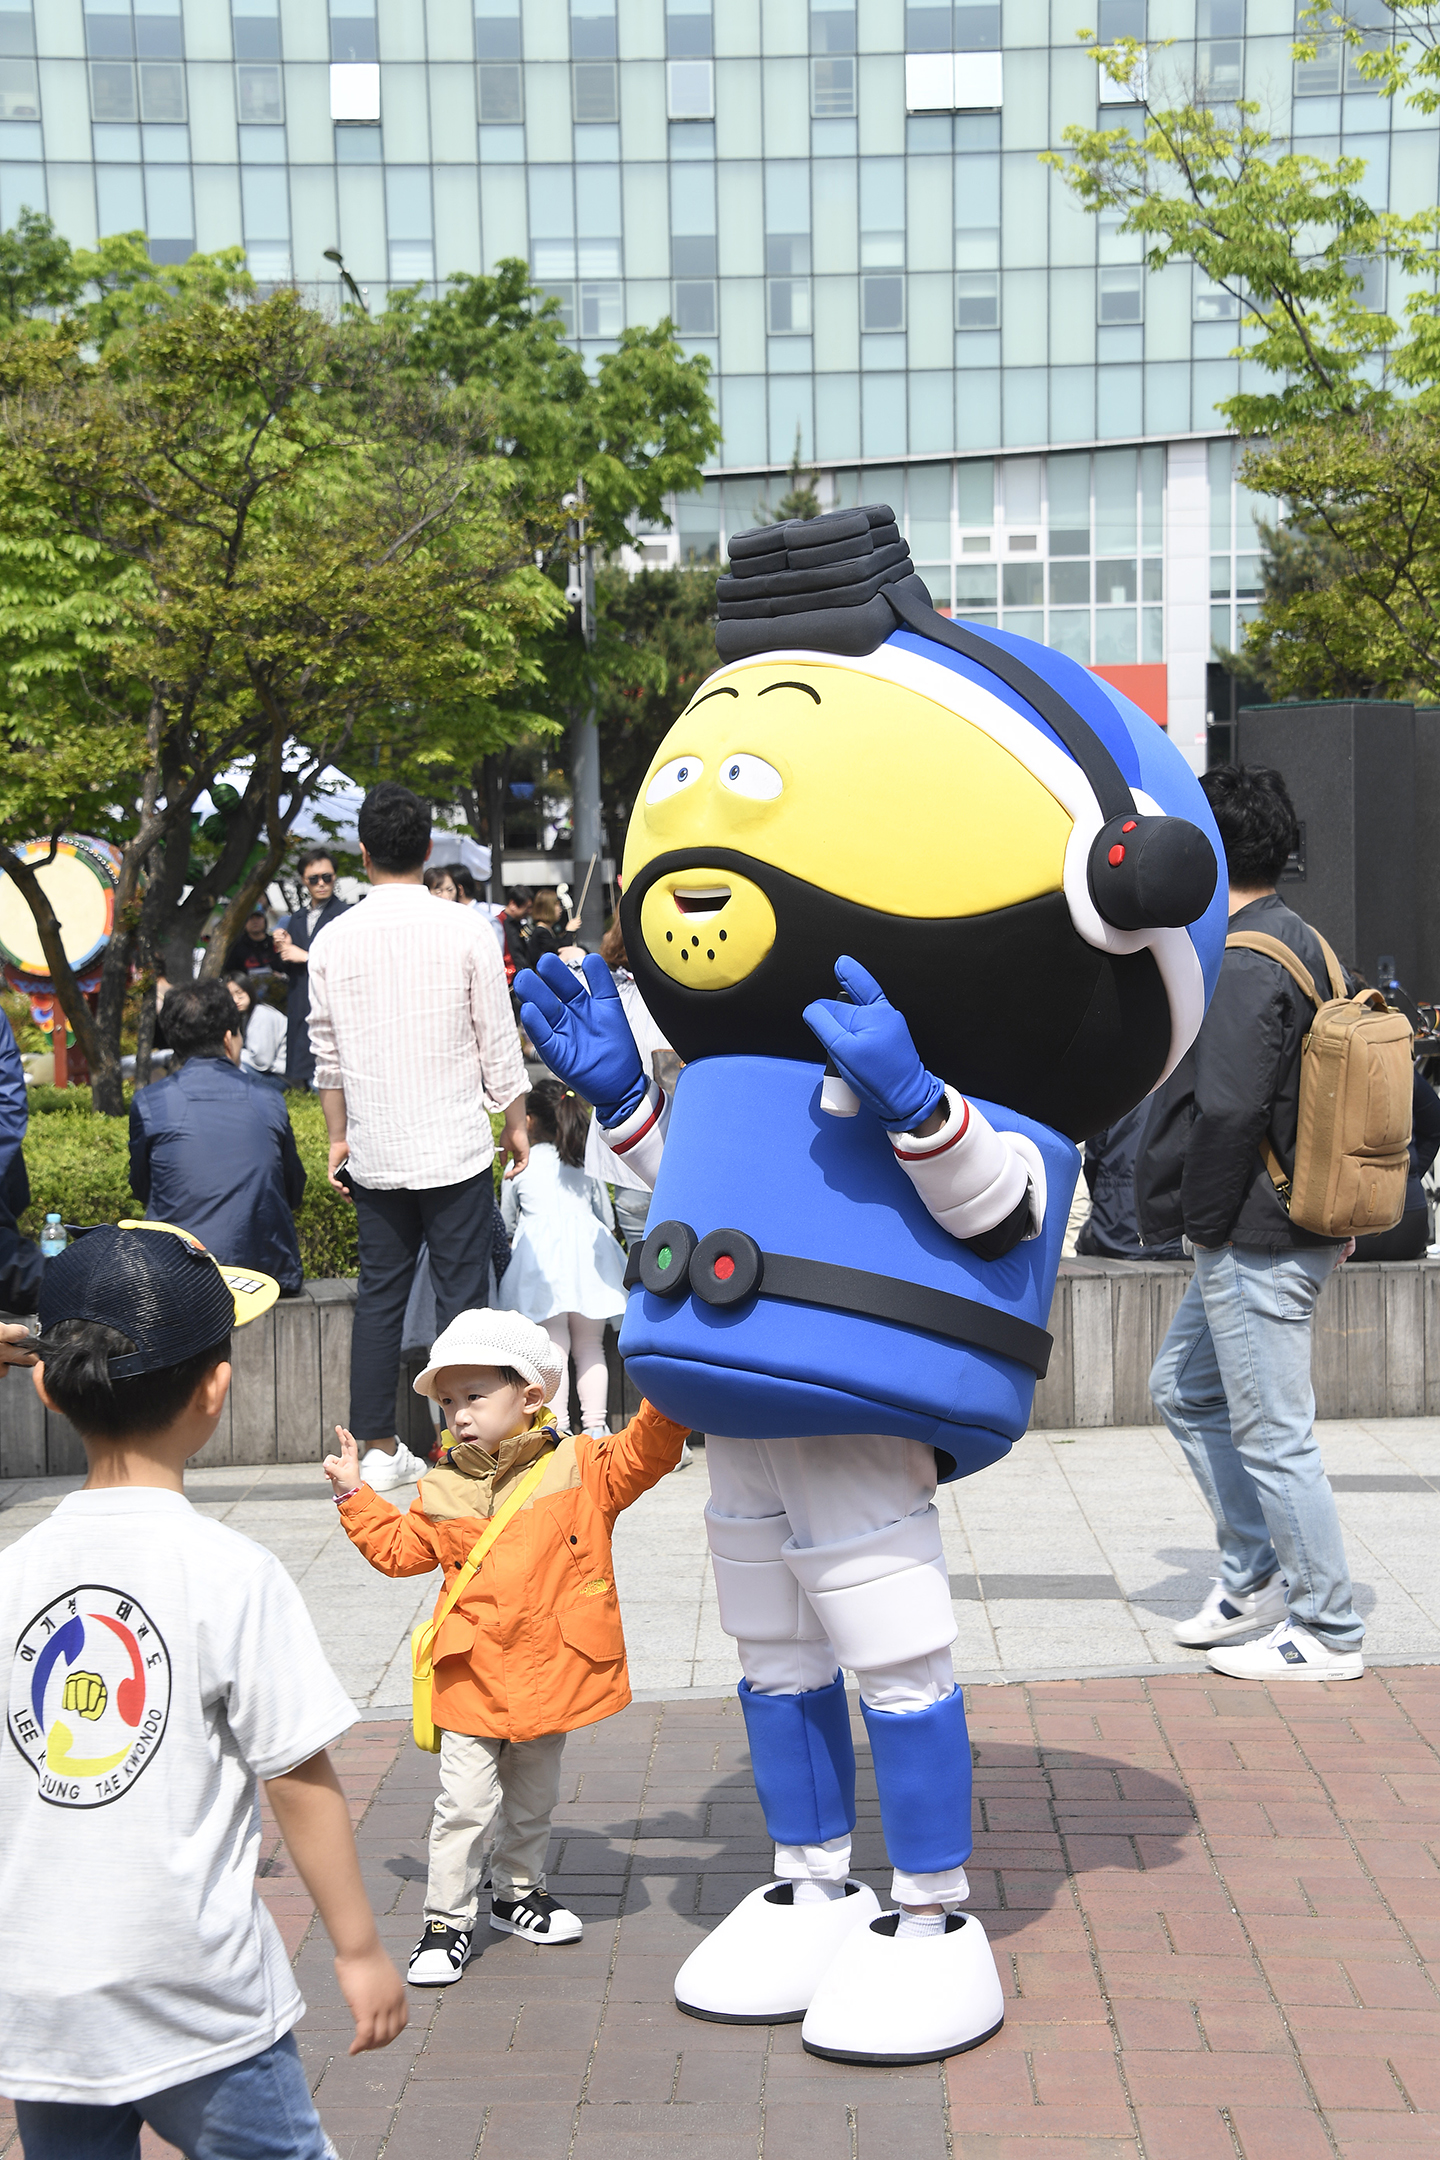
619, 846, 1172, 1143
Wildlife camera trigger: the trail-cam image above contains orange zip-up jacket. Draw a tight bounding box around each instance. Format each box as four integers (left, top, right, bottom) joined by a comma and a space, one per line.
335, 1399, 687, 1743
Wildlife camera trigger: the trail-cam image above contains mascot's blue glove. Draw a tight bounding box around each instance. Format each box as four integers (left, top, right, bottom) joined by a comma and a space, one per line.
803, 955, 947, 1131
516, 952, 648, 1126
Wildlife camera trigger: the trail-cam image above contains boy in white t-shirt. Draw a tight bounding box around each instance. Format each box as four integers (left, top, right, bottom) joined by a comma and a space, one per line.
0, 1226, 407, 2160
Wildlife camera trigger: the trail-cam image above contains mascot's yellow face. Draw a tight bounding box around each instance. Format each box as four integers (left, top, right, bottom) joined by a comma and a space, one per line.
623, 656, 1074, 993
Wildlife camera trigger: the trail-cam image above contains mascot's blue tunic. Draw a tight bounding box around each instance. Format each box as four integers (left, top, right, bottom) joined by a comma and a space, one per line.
621, 1057, 1074, 1480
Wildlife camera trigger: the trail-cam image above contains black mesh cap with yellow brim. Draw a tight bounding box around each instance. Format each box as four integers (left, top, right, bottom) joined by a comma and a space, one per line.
38, 1223, 279, 1380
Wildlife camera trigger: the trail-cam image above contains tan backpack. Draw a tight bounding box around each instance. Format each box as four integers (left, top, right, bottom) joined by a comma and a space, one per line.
1224, 929, 1414, 1240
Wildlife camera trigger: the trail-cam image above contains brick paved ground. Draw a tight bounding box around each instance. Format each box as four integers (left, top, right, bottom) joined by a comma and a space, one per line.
4, 1669, 1438, 2160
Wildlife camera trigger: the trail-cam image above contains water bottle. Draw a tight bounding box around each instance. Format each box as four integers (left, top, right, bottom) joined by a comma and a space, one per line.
39, 1213, 67, 1261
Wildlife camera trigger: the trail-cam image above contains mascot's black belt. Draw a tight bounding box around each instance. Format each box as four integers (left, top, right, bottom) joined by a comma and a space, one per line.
623, 1220, 1053, 1379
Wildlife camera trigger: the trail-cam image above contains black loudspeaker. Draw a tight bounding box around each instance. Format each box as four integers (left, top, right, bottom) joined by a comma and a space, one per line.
1234, 702, 1420, 994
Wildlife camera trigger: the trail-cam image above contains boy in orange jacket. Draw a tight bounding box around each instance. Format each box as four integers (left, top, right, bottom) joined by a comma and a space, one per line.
325, 1308, 686, 1985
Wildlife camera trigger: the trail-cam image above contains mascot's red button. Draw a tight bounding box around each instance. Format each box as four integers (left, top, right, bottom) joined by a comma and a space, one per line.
713, 1254, 736, 1280
1108, 843, 1126, 866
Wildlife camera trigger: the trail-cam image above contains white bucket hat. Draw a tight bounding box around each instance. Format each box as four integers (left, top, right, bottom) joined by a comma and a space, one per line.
413, 1309, 568, 1402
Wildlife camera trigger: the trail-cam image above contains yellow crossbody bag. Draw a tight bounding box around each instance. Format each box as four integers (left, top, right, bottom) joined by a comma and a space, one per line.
410, 1446, 553, 1754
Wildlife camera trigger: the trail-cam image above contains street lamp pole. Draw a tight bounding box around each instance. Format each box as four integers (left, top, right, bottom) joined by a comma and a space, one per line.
322, 247, 368, 313
564, 483, 605, 952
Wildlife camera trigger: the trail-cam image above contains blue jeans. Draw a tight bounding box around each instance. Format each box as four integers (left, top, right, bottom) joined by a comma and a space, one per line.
15, 2034, 334, 2160
1149, 1243, 1363, 1651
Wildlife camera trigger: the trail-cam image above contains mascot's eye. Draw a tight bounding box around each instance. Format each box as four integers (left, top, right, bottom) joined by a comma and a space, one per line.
718, 754, 783, 801
645, 756, 705, 805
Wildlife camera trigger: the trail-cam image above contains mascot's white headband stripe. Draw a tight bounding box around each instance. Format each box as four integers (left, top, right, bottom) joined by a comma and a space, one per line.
704, 644, 1205, 1089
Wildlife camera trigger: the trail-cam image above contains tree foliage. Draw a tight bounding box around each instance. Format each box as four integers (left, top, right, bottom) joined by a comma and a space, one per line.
1048, 10, 1440, 697
0, 219, 720, 1106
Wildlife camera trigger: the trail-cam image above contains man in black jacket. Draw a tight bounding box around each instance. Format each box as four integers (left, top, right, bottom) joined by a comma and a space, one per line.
272, 850, 350, 1088
1138, 765, 1364, 1683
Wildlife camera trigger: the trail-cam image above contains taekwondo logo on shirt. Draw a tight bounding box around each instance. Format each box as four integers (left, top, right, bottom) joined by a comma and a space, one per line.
7, 1584, 171, 1809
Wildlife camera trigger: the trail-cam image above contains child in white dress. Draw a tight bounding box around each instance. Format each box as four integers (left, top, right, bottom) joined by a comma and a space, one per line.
496, 1081, 627, 1436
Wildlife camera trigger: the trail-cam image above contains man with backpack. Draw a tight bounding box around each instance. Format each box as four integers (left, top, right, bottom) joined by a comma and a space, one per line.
1137, 764, 1375, 1683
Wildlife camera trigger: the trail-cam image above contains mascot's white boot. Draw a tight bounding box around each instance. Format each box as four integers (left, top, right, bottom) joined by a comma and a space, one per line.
801, 1910, 1005, 2064
674, 1879, 881, 2023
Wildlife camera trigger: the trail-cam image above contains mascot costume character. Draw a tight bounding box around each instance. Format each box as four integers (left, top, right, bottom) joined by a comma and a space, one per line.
517, 505, 1226, 2066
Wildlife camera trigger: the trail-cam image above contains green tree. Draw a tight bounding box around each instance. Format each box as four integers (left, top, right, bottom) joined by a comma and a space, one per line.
1047, 14, 1440, 695
0, 277, 560, 1113
592, 565, 720, 858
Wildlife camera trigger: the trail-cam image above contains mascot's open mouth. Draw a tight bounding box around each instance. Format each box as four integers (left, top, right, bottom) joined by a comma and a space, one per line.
673, 887, 731, 917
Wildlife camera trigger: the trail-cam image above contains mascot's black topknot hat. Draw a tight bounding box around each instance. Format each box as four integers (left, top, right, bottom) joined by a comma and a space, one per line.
716, 504, 932, 660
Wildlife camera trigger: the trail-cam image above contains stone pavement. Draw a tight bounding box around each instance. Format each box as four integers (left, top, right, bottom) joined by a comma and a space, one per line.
2, 1425, 1440, 2158
4, 1417, 1437, 1702
32, 1667, 1436, 2160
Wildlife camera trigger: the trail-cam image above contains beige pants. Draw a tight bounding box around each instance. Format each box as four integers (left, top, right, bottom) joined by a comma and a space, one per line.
426, 1728, 568, 1927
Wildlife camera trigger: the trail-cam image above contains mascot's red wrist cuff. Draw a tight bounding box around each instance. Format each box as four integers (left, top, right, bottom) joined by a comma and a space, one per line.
893, 1097, 969, 1161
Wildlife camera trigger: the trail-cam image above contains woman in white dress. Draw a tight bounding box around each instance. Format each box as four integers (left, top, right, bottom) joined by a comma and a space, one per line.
497, 1080, 627, 1435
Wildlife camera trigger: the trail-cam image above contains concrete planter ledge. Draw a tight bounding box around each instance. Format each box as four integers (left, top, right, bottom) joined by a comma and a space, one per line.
3, 1258, 1435, 1479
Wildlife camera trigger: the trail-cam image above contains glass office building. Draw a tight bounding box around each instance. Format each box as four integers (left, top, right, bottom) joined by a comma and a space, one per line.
4, 0, 1430, 764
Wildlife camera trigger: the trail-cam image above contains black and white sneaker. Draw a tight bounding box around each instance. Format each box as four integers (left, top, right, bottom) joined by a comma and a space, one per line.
407, 1919, 473, 1985
489, 1889, 583, 1944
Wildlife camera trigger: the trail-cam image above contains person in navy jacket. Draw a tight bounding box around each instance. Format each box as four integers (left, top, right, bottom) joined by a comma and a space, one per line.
131, 981, 306, 1294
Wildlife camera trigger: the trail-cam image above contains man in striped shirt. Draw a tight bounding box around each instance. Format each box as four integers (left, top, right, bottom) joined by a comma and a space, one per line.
309, 784, 529, 1492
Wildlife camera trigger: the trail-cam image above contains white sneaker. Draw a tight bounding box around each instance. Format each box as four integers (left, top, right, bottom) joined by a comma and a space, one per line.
1173, 1572, 1288, 1647
1207, 1618, 1364, 1682
673, 1440, 695, 1471
359, 1440, 428, 1493
407, 1920, 472, 1986
489, 1889, 583, 1944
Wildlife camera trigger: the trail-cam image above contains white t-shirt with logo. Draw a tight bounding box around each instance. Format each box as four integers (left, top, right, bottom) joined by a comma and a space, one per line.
0, 1487, 356, 2106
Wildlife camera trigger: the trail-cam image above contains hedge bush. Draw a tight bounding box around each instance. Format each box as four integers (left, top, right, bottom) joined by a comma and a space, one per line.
20, 1084, 360, 1280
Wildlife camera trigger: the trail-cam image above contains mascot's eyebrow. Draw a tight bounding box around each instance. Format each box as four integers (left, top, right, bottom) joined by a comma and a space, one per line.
758, 680, 822, 704
687, 686, 740, 711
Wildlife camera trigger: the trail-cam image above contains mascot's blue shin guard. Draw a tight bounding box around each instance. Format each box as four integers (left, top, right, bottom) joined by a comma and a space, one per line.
860, 1687, 974, 1876
737, 1672, 857, 1847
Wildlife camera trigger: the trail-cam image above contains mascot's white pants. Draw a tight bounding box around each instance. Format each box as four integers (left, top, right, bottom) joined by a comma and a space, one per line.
705, 1432, 967, 1908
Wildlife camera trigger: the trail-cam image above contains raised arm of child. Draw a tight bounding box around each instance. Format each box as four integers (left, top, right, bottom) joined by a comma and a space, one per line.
580, 1397, 689, 1520
263, 1749, 408, 2055
324, 1425, 444, 1576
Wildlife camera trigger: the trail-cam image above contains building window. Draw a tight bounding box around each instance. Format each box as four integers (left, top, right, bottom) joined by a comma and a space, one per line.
811, 55, 855, 115
811, 7, 856, 53
89, 61, 136, 122
0, 56, 39, 118
478, 63, 522, 122
673, 279, 716, 334
138, 62, 185, 122
1197, 0, 1242, 99
954, 3, 999, 49
573, 61, 617, 122
667, 1, 712, 56
570, 0, 616, 59
336, 123, 381, 159
84, 6, 132, 57
862, 275, 905, 331
1003, 561, 1043, 607
579, 281, 621, 335
330, 0, 376, 63
906, 4, 952, 51
956, 270, 999, 326
476, 2, 520, 58
387, 167, 434, 285
667, 59, 714, 119
237, 64, 283, 124
767, 238, 812, 332
1098, 265, 1142, 322
331, 63, 380, 121
1193, 268, 1238, 320
232, 0, 280, 60
1097, 0, 1145, 33
1294, 34, 1341, 94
